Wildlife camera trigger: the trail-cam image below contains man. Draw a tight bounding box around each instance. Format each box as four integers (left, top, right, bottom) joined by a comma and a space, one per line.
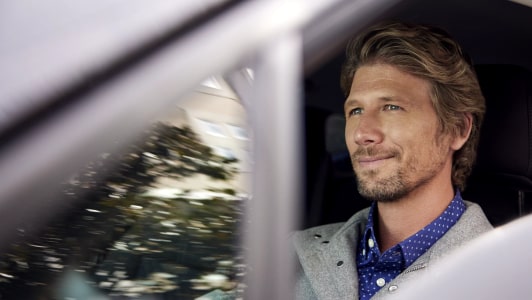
293, 22, 493, 299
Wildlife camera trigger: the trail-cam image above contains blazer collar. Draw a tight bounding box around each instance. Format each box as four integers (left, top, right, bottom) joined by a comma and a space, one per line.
303, 209, 369, 300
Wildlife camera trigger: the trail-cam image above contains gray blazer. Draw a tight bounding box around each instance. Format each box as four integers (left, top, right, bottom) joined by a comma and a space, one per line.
292, 201, 493, 300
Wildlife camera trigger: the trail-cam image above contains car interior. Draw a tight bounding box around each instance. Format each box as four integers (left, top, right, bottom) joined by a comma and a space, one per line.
0, 0, 531, 299
302, 0, 532, 229
303, 64, 532, 228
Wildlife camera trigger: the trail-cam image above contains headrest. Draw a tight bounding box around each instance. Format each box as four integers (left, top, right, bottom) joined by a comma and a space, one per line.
474, 65, 532, 190
325, 114, 347, 155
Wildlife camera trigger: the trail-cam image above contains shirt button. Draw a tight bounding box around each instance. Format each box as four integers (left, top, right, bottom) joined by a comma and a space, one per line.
376, 278, 386, 287
388, 285, 398, 292
368, 238, 375, 248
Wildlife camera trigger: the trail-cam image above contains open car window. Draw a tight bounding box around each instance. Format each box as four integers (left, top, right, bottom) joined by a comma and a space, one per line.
0, 79, 250, 299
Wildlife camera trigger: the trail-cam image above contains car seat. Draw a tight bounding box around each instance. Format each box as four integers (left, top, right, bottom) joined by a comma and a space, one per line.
303, 107, 368, 228
463, 64, 532, 226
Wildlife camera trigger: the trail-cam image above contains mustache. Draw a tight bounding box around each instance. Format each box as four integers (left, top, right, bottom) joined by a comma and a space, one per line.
351, 146, 401, 160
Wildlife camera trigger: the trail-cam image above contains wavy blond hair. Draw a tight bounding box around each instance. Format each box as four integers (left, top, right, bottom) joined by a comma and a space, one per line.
340, 21, 485, 190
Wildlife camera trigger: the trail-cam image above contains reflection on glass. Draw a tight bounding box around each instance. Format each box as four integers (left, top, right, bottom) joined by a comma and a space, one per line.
196, 119, 228, 138
0, 76, 249, 299
201, 76, 223, 90
226, 124, 248, 140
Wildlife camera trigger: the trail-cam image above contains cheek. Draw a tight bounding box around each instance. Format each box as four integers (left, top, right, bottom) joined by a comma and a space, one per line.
408, 129, 451, 162
386, 121, 439, 151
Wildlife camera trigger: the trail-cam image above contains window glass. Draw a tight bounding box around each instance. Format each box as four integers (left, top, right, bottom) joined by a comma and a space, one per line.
226, 124, 249, 140
0, 78, 250, 299
196, 119, 227, 137
212, 146, 237, 160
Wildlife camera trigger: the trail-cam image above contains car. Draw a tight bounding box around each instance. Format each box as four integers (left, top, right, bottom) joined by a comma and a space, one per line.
0, 0, 531, 299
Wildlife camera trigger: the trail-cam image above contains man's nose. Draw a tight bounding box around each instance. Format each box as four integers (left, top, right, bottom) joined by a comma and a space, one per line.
352, 113, 384, 146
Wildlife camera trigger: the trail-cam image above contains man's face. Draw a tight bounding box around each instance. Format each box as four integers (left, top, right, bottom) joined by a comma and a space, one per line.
344, 63, 455, 202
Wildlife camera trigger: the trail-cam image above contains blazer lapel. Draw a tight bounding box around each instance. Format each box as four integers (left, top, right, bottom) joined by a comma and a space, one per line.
300, 218, 366, 300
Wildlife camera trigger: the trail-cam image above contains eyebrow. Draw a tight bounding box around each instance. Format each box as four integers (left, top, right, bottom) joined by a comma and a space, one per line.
344, 96, 399, 110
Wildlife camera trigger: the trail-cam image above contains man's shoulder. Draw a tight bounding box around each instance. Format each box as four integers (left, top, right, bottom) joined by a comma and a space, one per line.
425, 200, 493, 262
292, 207, 370, 254
430, 200, 493, 255
462, 200, 493, 232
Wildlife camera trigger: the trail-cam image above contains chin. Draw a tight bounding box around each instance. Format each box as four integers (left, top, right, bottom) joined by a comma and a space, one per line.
357, 176, 410, 203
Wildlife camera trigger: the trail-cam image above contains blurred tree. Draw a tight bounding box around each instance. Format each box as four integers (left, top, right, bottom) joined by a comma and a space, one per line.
65, 122, 238, 198
0, 122, 241, 299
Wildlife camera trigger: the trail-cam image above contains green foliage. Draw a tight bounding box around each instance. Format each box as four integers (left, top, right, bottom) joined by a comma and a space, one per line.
0, 122, 244, 299
67, 122, 239, 197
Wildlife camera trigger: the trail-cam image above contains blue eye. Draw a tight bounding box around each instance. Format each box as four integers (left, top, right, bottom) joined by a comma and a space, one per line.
348, 107, 363, 116
384, 104, 401, 111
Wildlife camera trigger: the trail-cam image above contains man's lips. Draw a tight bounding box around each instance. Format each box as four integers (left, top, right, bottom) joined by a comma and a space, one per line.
351, 147, 400, 170
356, 155, 395, 168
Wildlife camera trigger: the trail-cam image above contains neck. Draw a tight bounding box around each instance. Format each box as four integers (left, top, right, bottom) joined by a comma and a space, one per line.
375, 176, 455, 252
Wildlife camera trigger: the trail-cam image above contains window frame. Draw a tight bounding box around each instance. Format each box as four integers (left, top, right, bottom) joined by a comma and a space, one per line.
0, 1, 408, 299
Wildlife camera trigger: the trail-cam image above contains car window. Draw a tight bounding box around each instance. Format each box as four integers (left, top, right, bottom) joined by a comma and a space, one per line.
0, 78, 249, 299
0, 1, 421, 299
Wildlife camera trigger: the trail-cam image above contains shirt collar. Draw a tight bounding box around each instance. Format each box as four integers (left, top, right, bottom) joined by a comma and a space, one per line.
359, 190, 466, 268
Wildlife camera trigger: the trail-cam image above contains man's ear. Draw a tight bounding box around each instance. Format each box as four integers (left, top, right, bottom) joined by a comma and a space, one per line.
451, 112, 473, 150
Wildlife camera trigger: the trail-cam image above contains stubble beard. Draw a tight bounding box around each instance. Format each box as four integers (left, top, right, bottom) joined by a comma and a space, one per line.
355, 168, 411, 202
352, 144, 448, 203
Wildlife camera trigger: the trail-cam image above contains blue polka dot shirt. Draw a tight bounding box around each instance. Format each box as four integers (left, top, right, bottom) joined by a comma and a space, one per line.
356, 191, 466, 300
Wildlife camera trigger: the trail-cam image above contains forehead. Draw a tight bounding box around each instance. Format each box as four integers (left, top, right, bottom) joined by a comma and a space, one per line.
345, 63, 432, 106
